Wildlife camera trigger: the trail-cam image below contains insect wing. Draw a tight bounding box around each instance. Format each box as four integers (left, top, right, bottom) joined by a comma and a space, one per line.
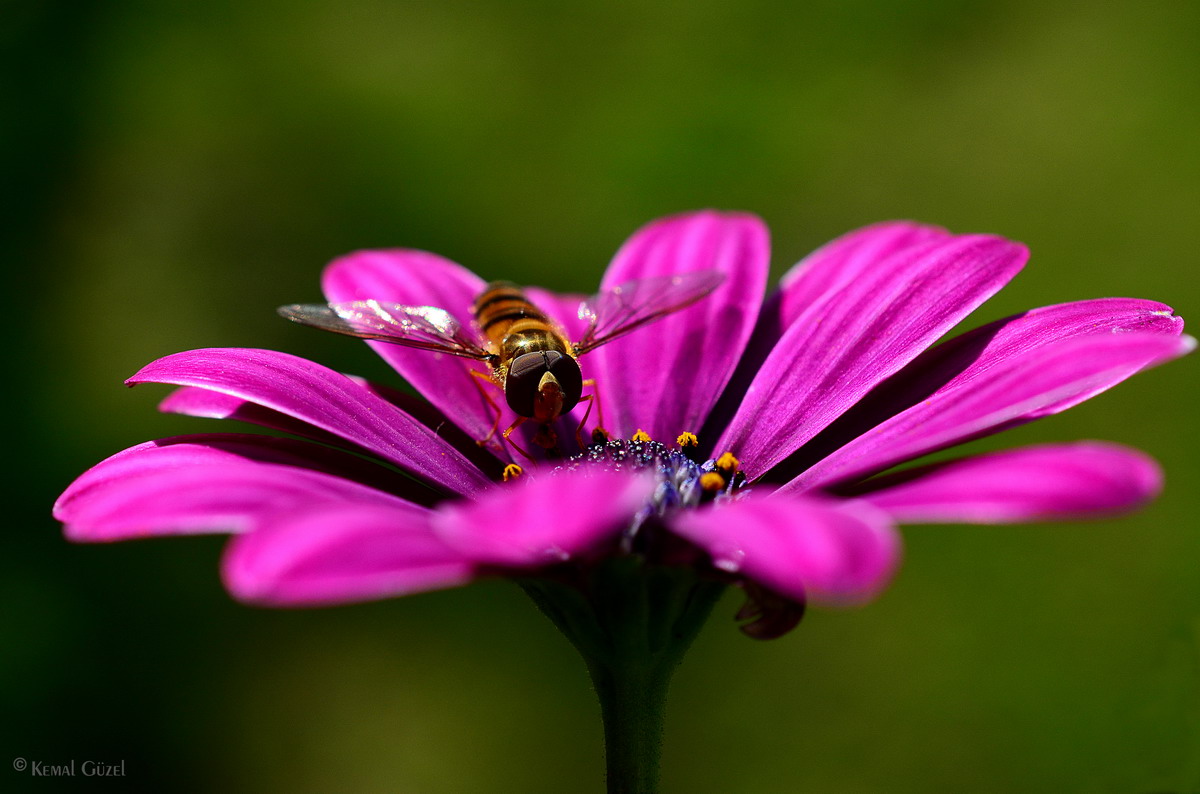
278, 300, 494, 360
573, 270, 726, 355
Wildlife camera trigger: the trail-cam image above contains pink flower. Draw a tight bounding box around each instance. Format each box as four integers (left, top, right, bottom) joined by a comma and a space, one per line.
54, 212, 1191, 634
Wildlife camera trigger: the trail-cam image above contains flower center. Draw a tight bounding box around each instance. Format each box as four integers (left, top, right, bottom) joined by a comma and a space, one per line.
554, 432, 795, 638
557, 430, 747, 551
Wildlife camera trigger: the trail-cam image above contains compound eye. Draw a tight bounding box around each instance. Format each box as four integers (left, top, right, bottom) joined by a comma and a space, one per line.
546, 351, 583, 412
504, 352, 546, 417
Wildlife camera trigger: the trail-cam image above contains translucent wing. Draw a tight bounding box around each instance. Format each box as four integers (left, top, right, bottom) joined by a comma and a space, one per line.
573, 270, 726, 355
278, 300, 495, 361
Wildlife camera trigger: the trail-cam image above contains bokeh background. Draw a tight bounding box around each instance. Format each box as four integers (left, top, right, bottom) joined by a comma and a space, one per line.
6, 1, 1199, 791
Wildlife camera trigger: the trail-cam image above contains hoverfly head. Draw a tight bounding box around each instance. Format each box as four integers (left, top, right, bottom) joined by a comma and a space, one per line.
505, 350, 583, 421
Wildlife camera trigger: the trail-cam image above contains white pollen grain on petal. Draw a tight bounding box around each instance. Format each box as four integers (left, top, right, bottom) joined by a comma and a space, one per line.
713, 546, 746, 573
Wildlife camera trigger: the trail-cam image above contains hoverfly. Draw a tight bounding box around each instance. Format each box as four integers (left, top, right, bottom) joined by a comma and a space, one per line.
278, 270, 724, 458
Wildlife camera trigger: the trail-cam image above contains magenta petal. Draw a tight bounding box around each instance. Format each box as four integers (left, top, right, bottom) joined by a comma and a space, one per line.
705, 221, 950, 441
790, 317, 1193, 491
848, 443, 1163, 524
320, 249, 503, 446
773, 221, 952, 332
160, 386, 351, 446
223, 502, 475, 606
128, 349, 492, 497
710, 223, 953, 433
55, 435, 413, 541
160, 378, 503, 477
719, 234, 1028, 479
793, 298, 1186, 470
432, 469, 654, 567
588, 211, 769, 440
668, 494, 900, 604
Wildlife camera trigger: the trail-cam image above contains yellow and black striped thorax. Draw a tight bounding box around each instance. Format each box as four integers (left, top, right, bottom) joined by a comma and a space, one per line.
472, 280, 572, 363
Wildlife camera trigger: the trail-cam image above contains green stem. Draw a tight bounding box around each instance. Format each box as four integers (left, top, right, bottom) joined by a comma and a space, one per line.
588, 655, 672, 794
520, 559, 726, 794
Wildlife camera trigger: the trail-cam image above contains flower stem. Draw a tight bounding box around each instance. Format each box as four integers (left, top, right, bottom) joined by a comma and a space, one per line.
587, 654, 671, 794
521, 558, 726, 794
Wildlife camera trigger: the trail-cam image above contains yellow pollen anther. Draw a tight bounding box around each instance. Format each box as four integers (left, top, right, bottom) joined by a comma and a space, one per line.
676, 431, 699, 448
715, 452, 740, 473
700, 472, 727, 492
631, 429, 652, 443
502, 463, 524, 482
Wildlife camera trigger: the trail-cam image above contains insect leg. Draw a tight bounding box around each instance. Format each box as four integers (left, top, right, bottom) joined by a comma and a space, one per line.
468, 368, 506, 452
581, 378, 610, 443
574, 395, 596, 450
502, 417, 538, 463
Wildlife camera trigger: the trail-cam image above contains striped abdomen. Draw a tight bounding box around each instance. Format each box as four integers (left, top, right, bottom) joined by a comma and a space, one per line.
472, 281, 572, 363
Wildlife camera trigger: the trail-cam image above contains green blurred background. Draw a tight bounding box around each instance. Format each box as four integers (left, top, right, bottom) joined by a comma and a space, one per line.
6, 0, 1199, 791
